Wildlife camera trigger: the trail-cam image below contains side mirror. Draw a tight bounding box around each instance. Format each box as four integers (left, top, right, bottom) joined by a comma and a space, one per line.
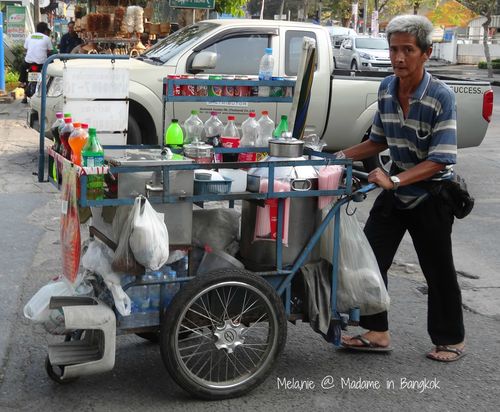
192, 51, 217, 70
344, 43, 352, 50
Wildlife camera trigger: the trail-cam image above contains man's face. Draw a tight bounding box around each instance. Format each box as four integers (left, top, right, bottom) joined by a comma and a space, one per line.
389, 32, 431, 81
68, 23, 75, 34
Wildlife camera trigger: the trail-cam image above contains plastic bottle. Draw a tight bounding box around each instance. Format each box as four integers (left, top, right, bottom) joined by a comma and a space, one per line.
145, 271, 161, 312
273, 114, 289, 139
238, 112, 259, 162
50, 112, 64, 153
203, 111, 224, 161
165, 119, 184, 149
221, 115, 240, 162
128, 285, 150, 314
59, 117, 74, 160
161, 267, 179, 308
258, 48, 274, 97
257, 110, 275, 146
81, 127, 105, 200
68, 122, 88, 166
182, 110, 204, 144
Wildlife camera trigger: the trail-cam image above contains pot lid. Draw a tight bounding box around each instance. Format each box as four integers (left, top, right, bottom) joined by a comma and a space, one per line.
269, 137, 303, 146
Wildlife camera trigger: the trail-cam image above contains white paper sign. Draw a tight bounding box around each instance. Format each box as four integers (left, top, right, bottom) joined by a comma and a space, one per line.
63, 101, 128, 133
63, 66, 129, 99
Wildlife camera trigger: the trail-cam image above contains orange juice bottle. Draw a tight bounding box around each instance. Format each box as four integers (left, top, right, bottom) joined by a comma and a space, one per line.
68, 123, 89, 166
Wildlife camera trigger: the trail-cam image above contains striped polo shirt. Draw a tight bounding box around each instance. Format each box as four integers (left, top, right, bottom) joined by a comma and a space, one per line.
369, 70, 457, 208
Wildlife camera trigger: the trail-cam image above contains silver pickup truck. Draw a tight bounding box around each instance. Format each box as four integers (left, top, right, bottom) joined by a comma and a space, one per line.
29, 19, 493, 170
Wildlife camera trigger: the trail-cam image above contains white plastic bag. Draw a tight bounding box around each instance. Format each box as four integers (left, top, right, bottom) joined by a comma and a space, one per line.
336, 210, 390, 315
82, 239, 131, 316
128, 196, 169, 270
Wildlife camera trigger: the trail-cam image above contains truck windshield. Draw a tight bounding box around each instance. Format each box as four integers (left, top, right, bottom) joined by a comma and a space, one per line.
355, 38, 388, 50
141, 22, 218, 64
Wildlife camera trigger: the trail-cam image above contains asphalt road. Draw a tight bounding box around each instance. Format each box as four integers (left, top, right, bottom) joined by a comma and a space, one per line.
0, 86, 499, 411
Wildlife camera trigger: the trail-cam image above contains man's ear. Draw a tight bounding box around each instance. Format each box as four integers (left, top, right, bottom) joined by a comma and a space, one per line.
424, 47, 433, 60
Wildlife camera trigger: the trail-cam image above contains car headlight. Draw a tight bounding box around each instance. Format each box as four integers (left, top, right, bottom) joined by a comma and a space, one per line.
359, 52, 374, 60
47, 76, 63, 97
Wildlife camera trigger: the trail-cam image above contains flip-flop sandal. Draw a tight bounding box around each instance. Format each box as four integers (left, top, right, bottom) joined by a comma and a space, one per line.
426, 345, 466, 362
341, 335, 393, 352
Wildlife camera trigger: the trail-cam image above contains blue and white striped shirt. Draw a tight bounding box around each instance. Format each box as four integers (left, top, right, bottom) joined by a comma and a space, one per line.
369, 70, 457, 208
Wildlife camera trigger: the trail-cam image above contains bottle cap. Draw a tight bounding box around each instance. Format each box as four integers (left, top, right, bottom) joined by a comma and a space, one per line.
63, 113, 71, 118
73, 122, 81, 128
64, 117, 72, 123
281, 115, 288, 120
55, 112, 63, 118
228, 115, 235, 121
262, 110, 269, 115
81, 123, 89, 129
89, 127, 96, 135
191, 110, 198, 115
249, 112, 256, 117
210, 111, 218, 116
172, 119, 179, 123
265, 47, 272, 54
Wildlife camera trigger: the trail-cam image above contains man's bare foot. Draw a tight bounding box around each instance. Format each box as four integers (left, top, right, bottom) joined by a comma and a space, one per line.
342, 331, 391, 348
426, 342, 465, 362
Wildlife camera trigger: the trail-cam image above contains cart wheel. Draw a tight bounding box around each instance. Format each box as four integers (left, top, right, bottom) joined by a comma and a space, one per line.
136, 332, 160, 343
45, 356, 79, 384
160, 268, 287, 400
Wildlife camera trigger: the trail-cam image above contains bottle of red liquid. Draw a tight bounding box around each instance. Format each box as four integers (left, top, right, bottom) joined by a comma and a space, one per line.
221, 115, 240, 162
59, 117, 75, 160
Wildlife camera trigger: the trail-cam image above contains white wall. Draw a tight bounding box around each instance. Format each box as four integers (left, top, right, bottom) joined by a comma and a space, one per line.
432, 41, 500, 64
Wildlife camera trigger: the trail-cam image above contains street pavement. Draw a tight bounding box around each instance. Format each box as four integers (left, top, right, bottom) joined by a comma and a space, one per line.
427, 58, 500, 85
0, 77, 499, 411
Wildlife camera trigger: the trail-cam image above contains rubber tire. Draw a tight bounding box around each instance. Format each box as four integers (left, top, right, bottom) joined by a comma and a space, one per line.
160, 269, 287, 400
362, 149, 392, 173
351, 60, 358, 70
127, 115, 142, 145
136, 332, 160, 343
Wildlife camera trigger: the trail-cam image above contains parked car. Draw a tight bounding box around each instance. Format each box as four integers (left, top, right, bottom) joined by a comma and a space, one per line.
28, 19, 493, 172
335, 35, 391, 71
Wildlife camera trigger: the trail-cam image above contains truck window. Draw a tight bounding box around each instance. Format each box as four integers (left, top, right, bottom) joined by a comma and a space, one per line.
197, 35, 269, 75
285, 30, 317, 76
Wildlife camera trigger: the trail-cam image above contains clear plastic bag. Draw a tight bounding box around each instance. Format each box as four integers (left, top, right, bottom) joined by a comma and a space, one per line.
336, 209, 390, 316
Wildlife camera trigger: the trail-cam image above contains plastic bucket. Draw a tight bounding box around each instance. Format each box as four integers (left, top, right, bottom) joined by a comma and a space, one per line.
197, 250, 244, 275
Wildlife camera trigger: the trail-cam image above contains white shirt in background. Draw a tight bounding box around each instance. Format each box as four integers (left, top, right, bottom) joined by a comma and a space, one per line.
24, 32, 53, 64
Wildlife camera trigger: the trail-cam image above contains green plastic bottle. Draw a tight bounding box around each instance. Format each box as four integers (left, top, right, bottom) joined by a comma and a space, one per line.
81, 127, 105, 200
165, 119, 184, 149
273, 115, 289, 139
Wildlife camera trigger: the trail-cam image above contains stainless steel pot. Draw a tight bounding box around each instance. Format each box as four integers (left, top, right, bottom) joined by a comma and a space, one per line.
268, 138, 304, 158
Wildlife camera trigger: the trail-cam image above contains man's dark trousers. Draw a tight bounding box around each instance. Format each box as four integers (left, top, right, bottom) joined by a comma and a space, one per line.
359, 190, 465, 345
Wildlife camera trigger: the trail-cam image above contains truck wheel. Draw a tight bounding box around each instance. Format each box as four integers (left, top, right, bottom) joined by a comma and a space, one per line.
127, 115, 142, 145
363, 149, 392, 173
351, 60, 358, 70
160, 268, 287, 400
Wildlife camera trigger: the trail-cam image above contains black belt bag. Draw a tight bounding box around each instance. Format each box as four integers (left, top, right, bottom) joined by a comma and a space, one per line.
391, 165, 475, 219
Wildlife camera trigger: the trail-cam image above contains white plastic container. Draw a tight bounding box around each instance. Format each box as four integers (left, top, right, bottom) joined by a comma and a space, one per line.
219, 169, 247, 192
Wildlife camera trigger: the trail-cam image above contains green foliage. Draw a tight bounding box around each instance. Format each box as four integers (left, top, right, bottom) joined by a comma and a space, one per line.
5, 69, 20, 83
10, 44, 26, 75
216, 0, 249, 17
478, 60, 500, 69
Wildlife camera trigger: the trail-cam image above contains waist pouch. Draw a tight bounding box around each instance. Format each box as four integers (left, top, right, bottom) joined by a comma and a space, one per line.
391, 166, 475, 219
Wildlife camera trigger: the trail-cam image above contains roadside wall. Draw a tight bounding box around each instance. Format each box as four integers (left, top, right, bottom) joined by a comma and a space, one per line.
433, 41, 500, 64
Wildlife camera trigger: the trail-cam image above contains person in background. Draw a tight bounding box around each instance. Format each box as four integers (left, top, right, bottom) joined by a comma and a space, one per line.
21, 22, 53, 103
339, 15, 466, 362
59, 21, 83, 54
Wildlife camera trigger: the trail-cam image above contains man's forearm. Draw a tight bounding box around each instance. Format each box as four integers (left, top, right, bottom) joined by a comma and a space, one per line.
342, 140, 388, 162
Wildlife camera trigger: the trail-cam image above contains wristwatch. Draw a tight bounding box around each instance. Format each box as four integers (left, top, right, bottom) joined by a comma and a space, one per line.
390, 176, 400, 190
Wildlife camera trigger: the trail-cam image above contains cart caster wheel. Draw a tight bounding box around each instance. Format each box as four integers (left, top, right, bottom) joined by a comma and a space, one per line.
161, 268, 287, 400
45, 356, 79, 384
136, 332, 160, 343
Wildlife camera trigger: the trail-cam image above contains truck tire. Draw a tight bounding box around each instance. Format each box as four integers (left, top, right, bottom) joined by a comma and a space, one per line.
127, 115, 142, 145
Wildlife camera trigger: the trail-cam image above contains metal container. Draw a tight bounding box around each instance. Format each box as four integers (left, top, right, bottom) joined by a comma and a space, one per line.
240, 155, 320, 270
107, 149, 194, 245
269, 138, 304, 158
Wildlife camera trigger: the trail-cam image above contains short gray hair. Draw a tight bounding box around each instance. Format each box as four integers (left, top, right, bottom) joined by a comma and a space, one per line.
386, 15, 434, 52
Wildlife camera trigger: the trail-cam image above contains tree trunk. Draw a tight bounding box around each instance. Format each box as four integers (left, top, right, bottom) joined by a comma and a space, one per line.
483, 14, 493, 79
